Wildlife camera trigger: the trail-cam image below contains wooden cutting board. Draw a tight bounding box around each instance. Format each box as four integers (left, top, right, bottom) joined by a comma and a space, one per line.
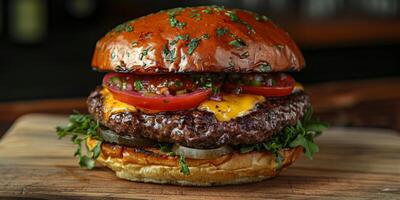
0, 114, 399, 199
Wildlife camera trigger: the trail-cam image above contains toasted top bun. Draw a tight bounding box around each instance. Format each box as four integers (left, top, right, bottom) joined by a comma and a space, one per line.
92, 6, 305, 74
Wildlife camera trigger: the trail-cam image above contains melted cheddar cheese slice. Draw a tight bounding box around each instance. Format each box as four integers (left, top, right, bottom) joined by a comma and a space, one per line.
198, 94, 265, 122
100, 88, 137, 119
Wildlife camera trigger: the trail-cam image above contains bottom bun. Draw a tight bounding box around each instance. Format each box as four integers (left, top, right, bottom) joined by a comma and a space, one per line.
87, 138, 303, 186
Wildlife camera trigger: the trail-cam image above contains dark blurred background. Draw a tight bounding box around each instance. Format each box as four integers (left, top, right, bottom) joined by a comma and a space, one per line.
0, 0, 400, 134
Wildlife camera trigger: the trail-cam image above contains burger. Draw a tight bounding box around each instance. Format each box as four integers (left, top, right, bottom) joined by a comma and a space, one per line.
57, 6, 327, 186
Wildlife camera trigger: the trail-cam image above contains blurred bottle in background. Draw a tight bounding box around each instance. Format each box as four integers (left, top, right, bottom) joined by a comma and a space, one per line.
66, 0, 96, 19
359, 0, 398, 17
8, 0, 47, 44
301, 0, 344, 20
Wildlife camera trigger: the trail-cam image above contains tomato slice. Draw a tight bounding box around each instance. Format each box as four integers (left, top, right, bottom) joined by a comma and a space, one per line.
241, 84, 294, 97
103, 73, 212, 111
224, 74, 295, 97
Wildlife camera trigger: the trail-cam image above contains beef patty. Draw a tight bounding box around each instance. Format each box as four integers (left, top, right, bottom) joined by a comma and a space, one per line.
88, 87, 311, 149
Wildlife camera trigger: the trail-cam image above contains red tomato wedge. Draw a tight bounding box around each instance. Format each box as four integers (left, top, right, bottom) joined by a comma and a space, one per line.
103, 73, 212, 111
224, 74, 295, 97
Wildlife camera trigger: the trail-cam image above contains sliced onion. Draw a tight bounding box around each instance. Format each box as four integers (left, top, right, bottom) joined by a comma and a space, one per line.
172, 144, 233, 159
98, 128, 156, 147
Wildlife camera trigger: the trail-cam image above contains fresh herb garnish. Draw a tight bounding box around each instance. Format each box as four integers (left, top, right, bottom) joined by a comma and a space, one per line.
210, 5, 225, 12
240, 20, 255, 33
224, 10, 255, 33
216, 27, 229, 37
202, 9, 213, 14
113, 23, 134, 32
108, 77, 122, 88
289, 133, 318, 159
250, 78, 262, 86
156, 144, 189, 174
168, 9, 186, 29
134, 80, 144, 91
170, 34, 190, 45
178, 153, 190, 175
212, 85, 220, 95
239, 108, 328, 165
163, 45, 176, 63
187, 38, 201, 55
177, 34, 190, 40
202, 33, 210, 39
203, 82, 212, 89
157, 144, 173, 154
168, 17, 186, 28
189, 10, 202, 21
139, 47, 150, 60
56, 114, 103, 169
258, 63, 272, 72
216, 27, 248, 48
229, 38, 246, 48
225, 10, 239, 22
189, 12, 201, 18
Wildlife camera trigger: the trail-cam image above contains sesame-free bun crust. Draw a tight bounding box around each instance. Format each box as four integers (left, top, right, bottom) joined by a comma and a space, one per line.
87, 138, 303, 186
92, 6, 305, 74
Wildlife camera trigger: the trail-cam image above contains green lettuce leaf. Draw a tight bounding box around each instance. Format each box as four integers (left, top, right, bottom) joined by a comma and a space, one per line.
239, 107, 328, 164
56, 114, 103, 169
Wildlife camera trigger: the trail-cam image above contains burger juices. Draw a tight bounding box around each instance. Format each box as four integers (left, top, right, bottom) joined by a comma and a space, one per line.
57, 6, 327, 186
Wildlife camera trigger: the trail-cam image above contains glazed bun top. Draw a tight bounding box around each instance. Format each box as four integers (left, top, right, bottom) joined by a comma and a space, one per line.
91, 6, 305, 74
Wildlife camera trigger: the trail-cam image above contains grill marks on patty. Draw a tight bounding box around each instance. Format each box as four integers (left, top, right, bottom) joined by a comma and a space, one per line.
87, 87, 310, 149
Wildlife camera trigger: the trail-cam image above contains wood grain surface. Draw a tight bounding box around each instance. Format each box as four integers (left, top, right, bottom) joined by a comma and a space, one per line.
0, 114, 399, 200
